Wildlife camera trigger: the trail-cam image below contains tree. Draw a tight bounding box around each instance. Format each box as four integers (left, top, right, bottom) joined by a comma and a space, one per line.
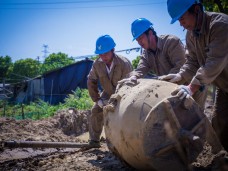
0, 56, 13, 79
41, 52, 75, 73
0, 56, 13, 82
132, 56, 141, 69
131, 55, 155, 77
11, 58, 40, 81
90, 55, 99, 61
202, 0, 228, 14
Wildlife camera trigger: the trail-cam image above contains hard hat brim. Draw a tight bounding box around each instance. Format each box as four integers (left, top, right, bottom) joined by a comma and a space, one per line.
169, 0, 196, 24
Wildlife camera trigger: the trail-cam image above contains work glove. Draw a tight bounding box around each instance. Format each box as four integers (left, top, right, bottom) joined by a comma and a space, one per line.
97, 99, 104, 108
117, 75, 137, 85
171, 85, 193, 100
159, 73, 182, 83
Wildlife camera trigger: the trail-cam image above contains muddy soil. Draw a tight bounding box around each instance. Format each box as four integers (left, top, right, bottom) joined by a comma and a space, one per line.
0, 108, 134, 171
0, 96, 221, 171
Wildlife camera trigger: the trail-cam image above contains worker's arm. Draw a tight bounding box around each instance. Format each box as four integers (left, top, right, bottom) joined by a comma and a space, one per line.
87, 65, 100, 102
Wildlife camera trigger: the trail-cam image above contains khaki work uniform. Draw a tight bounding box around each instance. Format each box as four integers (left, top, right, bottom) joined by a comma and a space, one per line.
129, 34, 207, 109
87, 54, 133, 141
179, 12, 228, 151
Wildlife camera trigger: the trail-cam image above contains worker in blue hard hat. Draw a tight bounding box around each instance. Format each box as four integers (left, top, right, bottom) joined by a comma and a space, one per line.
118, 18, 207, 109
118, 18, 185, 79
161, 0, 228, 153
87, 35, 133, 148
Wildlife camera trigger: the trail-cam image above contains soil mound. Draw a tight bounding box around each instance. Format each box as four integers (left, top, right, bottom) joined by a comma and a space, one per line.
0, 108, 133, 171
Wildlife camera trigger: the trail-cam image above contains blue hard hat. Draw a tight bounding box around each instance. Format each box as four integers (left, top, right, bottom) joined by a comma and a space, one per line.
131, 18, 153, 41
167, 0, 200, 24
95, 35, 116, 54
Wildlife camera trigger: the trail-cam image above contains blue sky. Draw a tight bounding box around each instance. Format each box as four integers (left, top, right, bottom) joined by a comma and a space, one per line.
0, 0, 186, 62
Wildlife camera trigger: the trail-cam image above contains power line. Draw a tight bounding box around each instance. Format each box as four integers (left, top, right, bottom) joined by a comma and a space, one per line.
73, 47, 141, 60
0, 0, 127, 5
116, 47, 141, 54
0, 1, 166, 9
0, 0, 164, 5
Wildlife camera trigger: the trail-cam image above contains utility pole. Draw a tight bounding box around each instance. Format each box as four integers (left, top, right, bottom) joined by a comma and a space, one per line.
36, 56, 40, 75
42, 44, 49, 59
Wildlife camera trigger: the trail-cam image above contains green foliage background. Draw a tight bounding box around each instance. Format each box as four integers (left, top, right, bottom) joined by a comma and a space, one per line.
40, 52, 75, 74
12, 58, 40, 80
0, 56, 12, 79
0, 88, 93, 120
132, 56, 141, 69
0, 52, 75, 83
202, 0, 228, 14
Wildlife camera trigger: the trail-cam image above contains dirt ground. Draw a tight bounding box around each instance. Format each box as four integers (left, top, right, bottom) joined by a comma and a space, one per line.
0, 96, 222, 171
0, 108, 135, 171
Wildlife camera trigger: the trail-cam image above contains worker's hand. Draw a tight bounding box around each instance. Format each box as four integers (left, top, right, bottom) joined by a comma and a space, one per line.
171, 85, 193, 100
159, 73, 182, 83
117, 76, 137, 85
97, 99, 104, 108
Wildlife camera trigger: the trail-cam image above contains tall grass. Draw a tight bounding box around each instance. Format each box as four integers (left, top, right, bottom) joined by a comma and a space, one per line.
0, 88, 93, 120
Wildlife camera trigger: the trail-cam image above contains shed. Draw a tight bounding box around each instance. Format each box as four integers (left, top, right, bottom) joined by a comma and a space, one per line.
15, 59, 93, 105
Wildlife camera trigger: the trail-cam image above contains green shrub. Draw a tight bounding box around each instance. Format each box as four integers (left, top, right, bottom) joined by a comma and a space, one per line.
0, 88, 93, 120
24, 100, 59, 120
62, 88, 93, 110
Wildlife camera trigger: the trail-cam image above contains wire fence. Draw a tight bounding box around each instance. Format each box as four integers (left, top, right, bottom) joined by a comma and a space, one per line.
0, 99, 54, 120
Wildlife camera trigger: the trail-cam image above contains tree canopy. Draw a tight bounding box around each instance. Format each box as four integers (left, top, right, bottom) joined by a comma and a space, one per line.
0, 53, 77, 83
0, 56, 13, 78
41, 52, 75, 73
202, 0, 228, 14
11, 58, 40, 81
132, 56, 141, 69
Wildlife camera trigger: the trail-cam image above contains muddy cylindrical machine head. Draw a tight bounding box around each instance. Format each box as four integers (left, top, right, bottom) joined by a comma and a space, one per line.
103, 79, 223, 170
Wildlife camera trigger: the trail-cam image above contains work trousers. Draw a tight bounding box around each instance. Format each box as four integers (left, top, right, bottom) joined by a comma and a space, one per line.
89, 103, 104, 142
212, 88, 228, 152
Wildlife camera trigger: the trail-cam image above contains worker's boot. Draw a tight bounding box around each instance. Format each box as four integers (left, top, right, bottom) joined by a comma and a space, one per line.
212, 155, 228, 171
88, 140, 101, 148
